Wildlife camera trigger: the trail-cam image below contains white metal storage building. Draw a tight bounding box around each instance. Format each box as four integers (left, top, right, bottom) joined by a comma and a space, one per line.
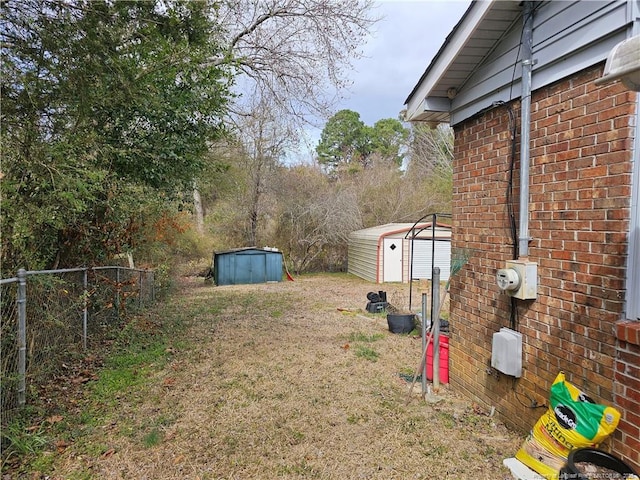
348, 223, 452, 283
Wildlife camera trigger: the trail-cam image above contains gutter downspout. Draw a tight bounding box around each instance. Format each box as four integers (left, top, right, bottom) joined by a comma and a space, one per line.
519, 1, 534, 258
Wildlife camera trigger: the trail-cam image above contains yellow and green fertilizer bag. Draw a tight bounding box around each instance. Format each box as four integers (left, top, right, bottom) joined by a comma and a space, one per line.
515, 372, 620, 479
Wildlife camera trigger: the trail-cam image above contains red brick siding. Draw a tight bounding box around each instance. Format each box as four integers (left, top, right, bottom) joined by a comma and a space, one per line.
615, 322, 640, 469
449, 64, 638, 470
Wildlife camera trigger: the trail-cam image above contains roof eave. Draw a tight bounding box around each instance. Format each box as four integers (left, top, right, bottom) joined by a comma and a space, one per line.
403, 0, 494, 124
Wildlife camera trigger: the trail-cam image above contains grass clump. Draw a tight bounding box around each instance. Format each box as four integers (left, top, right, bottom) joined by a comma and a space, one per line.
348, 331, 385, 343
1, 413, 48, 467
142, 428, 162, 448
353, 345, 379, 362
346, 330, 384, 361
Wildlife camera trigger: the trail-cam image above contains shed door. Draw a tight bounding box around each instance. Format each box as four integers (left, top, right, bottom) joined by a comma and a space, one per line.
235, 253, 266, 284
383, 238, 403, 282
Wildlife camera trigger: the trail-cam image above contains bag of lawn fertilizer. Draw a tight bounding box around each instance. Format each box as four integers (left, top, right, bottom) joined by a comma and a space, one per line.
515, 372, 620, 479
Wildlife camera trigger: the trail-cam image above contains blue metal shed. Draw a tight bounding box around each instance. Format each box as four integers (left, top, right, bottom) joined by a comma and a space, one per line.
211, 247, 283, 286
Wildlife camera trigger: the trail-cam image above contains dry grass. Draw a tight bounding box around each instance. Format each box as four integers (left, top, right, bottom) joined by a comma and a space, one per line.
51, 273, 521, 479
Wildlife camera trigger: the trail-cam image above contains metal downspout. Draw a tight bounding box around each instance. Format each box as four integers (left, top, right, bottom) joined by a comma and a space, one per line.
519, 1, 534, 258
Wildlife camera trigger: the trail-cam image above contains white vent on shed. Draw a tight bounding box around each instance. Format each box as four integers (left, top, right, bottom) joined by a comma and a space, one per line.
491, 328, 522, 377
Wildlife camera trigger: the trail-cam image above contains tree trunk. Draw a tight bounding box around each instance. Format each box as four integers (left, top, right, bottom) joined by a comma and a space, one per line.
248, 172, 260, 246
193, 184, 205, 234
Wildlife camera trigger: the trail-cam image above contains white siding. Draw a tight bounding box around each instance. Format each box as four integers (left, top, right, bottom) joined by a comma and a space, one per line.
451, 1, 631, 126
347, 232, 379, 283
411, 239, 452, 282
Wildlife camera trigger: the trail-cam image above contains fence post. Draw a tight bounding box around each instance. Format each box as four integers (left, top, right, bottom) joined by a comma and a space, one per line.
139, 270, 143, 307
16, 269, 27, 407
83, 268, 88, 350
115, 267, 120, 320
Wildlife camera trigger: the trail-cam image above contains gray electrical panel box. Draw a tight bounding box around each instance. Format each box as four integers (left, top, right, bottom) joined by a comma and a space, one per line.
491, 328, 522, 377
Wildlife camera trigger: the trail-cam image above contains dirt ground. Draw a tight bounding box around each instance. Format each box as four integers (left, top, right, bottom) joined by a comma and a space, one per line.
53, 273, 523, 479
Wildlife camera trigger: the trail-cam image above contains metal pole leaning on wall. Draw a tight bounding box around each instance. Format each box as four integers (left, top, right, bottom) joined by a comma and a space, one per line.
17, 269, 27, 407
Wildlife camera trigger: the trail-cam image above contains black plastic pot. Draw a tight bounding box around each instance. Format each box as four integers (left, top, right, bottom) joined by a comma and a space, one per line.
387, 314, 416, 334
559, 448, 639, 480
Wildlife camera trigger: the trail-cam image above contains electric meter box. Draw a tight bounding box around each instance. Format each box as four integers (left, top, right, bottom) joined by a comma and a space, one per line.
497, 260, 537, 300
497, 268, 520, 291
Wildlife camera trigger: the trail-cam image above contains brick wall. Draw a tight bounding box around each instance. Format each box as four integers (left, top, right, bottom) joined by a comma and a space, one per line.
615, 321, 640, 469
449, 64, 639, 470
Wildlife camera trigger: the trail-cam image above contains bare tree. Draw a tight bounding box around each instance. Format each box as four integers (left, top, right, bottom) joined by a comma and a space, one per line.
209, 0, 377, 124
194, 0, 377, 231
236, 96, 294, 246
272, 165, 362, 272
406, 123, 454, 178
193, 182, 206, 233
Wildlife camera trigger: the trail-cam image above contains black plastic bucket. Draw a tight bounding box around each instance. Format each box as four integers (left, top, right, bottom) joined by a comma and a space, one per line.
387, 314, 416, 334
559, 448, 638, 480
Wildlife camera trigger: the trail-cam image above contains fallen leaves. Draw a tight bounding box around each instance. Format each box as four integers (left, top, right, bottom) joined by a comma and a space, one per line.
102, 448, 116, 458
54, 439, 71, 453
162, 377, 176, 388
46, 415, 64, 425
70, 372, 98, 384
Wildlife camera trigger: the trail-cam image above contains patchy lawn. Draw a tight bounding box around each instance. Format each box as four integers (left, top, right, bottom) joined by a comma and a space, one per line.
14, 273, 523, 479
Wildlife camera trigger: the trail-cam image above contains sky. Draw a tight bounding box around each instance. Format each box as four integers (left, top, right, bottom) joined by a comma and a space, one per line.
295, 0, 471, 161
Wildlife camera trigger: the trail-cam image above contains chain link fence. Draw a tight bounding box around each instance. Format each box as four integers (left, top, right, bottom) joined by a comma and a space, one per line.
0, 266, 155, 423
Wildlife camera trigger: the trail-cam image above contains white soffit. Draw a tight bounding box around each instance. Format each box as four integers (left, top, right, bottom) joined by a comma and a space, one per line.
404, 0, 521, 124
